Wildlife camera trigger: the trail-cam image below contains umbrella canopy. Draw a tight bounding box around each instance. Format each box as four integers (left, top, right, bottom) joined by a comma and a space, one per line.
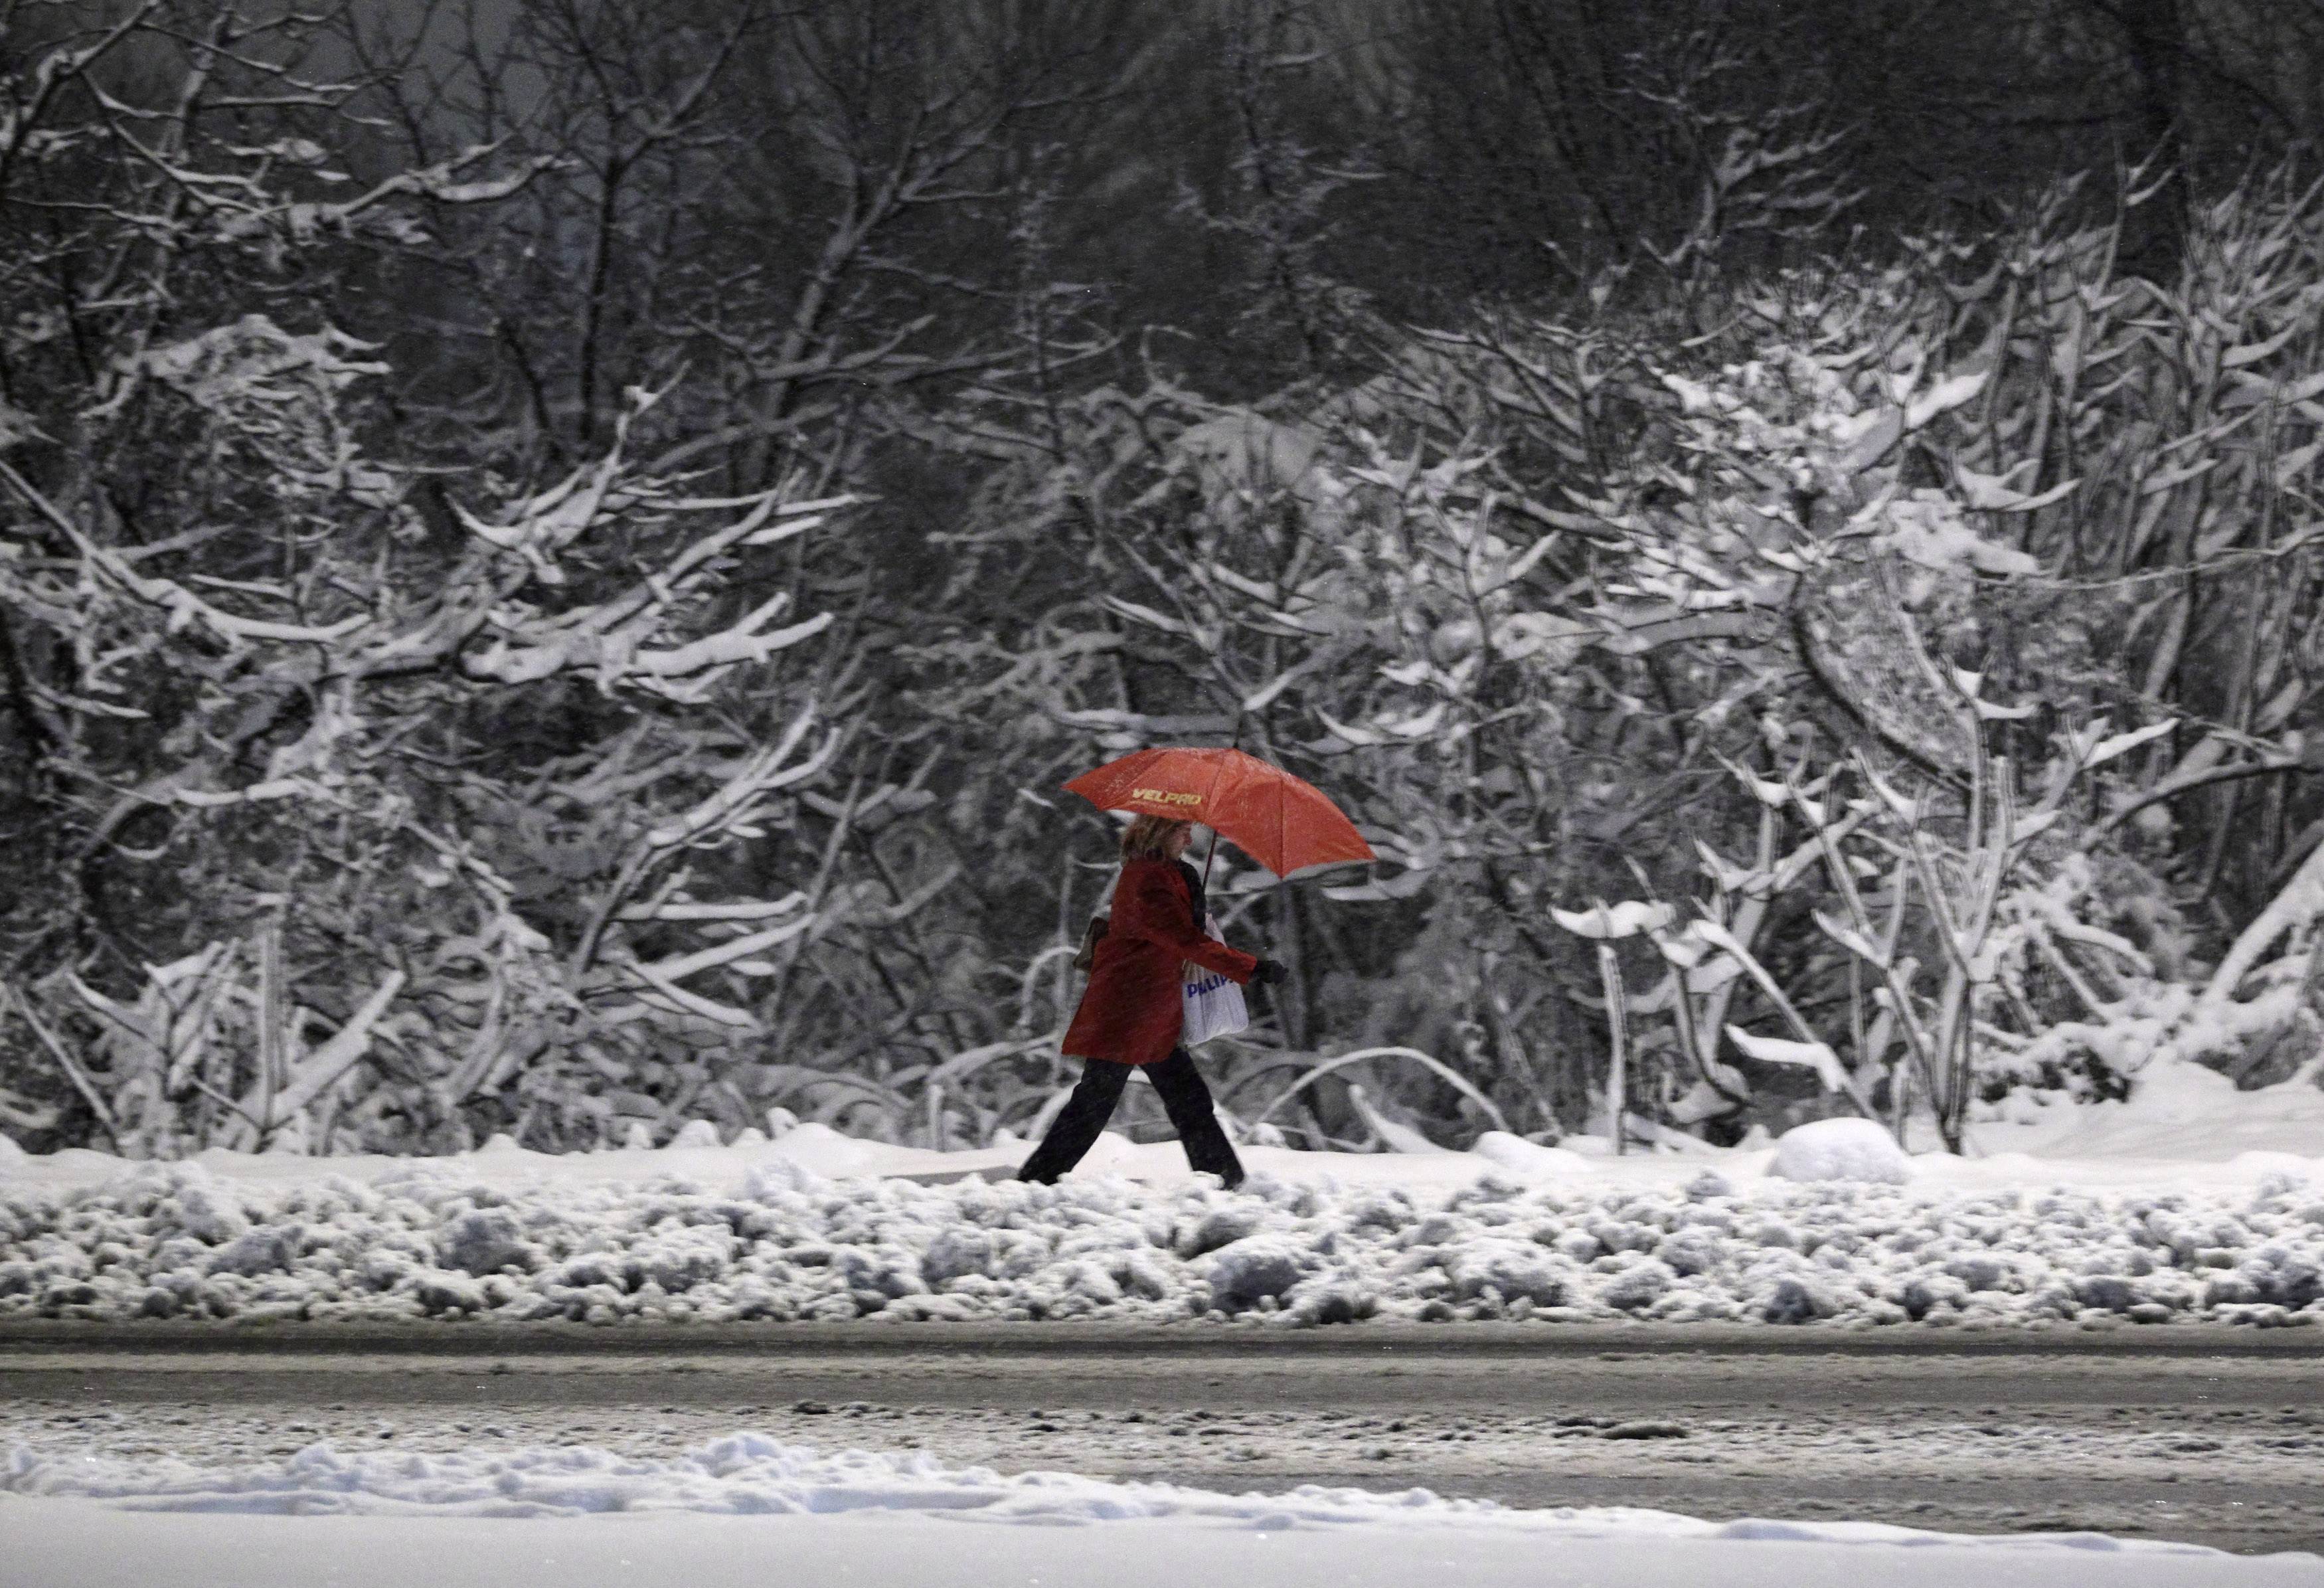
1062, 746, 1374, 877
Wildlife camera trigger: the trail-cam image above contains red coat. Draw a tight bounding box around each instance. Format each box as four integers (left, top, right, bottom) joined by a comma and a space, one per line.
1062, 859, 1258, 1065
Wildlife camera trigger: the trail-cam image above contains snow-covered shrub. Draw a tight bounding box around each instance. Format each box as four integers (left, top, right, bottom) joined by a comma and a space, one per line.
9, 4, 2324, 1169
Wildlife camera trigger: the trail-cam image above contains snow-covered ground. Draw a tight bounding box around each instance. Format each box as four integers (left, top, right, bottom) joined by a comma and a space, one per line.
7, 1071, 2323, 1582
5, 1433, 2317, 1588
3, 1062, 2321, 1330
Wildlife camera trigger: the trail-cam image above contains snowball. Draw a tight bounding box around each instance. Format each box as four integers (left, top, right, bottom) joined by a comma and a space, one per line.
764, 1123, 888, 1178
1653, 1232, 1724, 1277
436, 1208, 536, 1276
412, 1270, 487, 1314
743, 1158, 827, 1197
921, 1227, 995, 1286
1177, 1203, 1267, 1259
1767, 1118, 1910, 1185
1281, 1273, 1376, 1325
1600, 1258, 1677, 1312
621, 1122, 655, 1150
669, 1120, 723, 1148
206, 1225, 303, 1278
1760, 1275, 1838, 1324
1469, 1132, 1592, 1179
168, 1177, 250, 1245
1550, 1228, 1602, 1263
1444, 1239, 1570, 1307
2073, 1275, 2137, 1312
1203, 1235, 1311, 1311
1944, 1254, 2013, 1292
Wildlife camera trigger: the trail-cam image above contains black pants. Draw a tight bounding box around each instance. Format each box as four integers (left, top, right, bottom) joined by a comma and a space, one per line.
1016, 1048, 1245, 1188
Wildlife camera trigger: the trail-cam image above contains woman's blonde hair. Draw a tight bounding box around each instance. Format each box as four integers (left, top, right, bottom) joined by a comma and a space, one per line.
1121, 814, 1192, 861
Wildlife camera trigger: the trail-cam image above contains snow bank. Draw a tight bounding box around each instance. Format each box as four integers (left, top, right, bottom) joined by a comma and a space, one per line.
4, 1152, 2321, 1328
11, 1054, 2324, 1207
1988, 1061, 2324, 1164
9, 1503, 2310, 1588
0, 1431, 2232, 1550
11, 1437, 2309, 1588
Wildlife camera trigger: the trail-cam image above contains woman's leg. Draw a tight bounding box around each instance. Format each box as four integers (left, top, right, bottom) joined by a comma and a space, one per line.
1145, 1047, 1246, 1189
1015, 1058, 1133, 1184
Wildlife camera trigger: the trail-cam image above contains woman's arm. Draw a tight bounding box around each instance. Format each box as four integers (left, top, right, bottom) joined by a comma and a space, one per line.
1116, 865, 1259, 984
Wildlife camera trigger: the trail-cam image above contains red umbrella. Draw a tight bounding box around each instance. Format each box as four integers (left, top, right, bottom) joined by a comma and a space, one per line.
1062, 747, 1374, 878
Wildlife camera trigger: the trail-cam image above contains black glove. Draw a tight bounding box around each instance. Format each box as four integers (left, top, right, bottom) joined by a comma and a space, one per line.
1250, 957, 1289, 988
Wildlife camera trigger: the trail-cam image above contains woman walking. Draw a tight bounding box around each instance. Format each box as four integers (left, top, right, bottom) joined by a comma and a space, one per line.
1017, 814, 1287, 1190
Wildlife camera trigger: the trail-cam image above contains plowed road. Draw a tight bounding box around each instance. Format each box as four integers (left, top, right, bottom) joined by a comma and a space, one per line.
4, 1324, 2319, 1555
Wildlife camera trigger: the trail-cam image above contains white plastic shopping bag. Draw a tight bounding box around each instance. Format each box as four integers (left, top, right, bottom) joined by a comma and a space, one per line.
1181, 913, 1250, 1045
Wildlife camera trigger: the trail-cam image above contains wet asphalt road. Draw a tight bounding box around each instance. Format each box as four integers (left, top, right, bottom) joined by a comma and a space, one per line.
3, 1322, 2319, 1557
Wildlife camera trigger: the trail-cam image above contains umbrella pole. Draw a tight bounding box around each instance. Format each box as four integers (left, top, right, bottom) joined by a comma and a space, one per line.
1200, 711, 1244, 892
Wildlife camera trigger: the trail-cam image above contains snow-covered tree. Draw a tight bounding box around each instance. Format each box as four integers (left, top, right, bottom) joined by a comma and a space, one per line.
0, 7, 858, 1152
